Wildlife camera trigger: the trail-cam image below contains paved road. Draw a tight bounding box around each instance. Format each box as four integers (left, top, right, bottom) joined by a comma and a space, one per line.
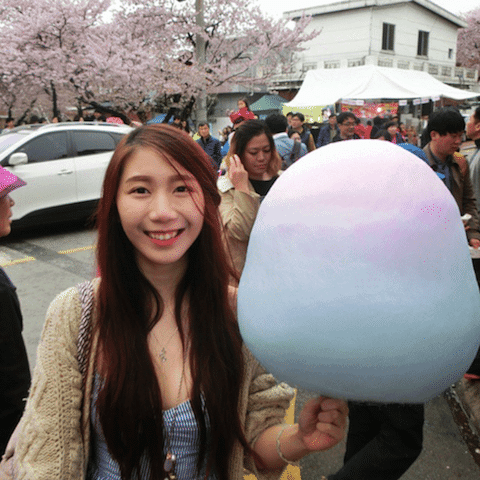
1, 223, 479, 479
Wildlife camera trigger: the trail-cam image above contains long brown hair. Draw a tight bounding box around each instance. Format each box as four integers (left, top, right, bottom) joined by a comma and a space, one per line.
227, 119, 282, 176
95, 124, 250, 479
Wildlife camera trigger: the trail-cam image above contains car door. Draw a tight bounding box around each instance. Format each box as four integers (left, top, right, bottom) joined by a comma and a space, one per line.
71, 130, 119, 203
6, 131, 76, 222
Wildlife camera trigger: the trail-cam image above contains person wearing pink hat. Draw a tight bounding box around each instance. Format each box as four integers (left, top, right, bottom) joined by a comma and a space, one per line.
0, 166, 30, 455
0, 167, 26, 237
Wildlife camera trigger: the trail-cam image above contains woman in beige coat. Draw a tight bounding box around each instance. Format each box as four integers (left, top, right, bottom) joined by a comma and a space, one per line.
218, 120, 282, 274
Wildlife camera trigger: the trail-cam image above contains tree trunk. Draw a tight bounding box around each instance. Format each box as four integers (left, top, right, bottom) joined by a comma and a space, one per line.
51, 81, 59, 120
85, 100, 131, 125
181, 97, 196, 122
16, 98, 37, 126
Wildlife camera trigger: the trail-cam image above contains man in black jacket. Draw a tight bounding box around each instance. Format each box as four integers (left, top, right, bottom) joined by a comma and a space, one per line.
0, 167, 30, 455
196, 123, 222, 169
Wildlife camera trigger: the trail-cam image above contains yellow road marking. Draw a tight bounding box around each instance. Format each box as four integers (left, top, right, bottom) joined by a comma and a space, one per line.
57, 245, 95, 255
1, 244, 95, 267
244, 390, 301, 480
1, 256, 36, 267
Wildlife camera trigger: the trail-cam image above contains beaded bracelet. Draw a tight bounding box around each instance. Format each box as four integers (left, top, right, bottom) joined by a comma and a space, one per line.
275, 424, 301, 467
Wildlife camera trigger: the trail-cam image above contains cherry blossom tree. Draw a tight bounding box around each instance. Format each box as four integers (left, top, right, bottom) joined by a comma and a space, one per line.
0, 0, 113, 120
0, 0, 319, 120
115, 0, 318, 97
457, 7, 480, 72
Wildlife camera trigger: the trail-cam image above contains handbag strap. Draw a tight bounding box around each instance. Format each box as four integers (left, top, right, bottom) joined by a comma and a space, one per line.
77, 280, 94, 389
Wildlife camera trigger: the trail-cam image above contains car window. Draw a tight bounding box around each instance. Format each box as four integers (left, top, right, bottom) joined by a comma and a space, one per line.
72, 131, 117, 156
110, 132, 127, 146
0, 132, 31, 158
16, 132, 68, 163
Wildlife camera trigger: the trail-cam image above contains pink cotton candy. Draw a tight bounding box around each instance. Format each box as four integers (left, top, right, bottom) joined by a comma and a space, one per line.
238, 140, 480, 403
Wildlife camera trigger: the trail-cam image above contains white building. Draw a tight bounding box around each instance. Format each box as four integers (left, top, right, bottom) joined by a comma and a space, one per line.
273, 0, 477, 92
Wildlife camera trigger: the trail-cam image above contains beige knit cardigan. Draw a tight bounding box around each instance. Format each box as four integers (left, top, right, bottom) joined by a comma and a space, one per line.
6, 279, 294, 480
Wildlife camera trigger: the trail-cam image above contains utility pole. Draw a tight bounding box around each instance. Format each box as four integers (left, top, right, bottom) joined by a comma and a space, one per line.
195, 0, 207, 124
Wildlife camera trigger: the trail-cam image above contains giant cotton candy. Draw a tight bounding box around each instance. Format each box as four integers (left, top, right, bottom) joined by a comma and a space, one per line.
238, 140, 480, 403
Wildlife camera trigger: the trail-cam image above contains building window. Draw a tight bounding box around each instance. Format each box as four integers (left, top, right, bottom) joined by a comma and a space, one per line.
441, 66, 451, 76
397, 60, 410, 69
324, 60, 340, 69
417, 31, 429, 56
378, 58, 393, 67
382, 23, 395, 51
348, 58, 365, 67
302, 62, 317, 72
448, 48, 453, 59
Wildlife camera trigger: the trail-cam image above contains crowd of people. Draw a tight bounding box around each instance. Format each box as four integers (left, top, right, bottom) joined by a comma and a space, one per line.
0, 110, 129, 131
2, 101, 480, 480
0, 122, 347, 480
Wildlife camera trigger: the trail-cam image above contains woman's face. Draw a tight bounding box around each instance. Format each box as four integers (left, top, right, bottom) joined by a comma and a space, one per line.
116, 148, 205, 275
387, 124, 398, 136
241, 133, 272, 181
290, 132, 301, 142
237, 100, 247, 109
0, 195, 14, 237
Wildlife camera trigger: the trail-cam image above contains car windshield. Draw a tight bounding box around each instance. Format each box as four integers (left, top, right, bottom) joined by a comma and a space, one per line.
0, 132, 30, 155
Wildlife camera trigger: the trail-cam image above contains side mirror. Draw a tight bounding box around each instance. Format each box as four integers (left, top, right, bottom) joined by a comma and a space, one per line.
9, 152, 28, 166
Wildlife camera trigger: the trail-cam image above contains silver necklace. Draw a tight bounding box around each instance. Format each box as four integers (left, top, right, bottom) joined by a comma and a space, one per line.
163, 352, 186, 480
153, 326, 179, 363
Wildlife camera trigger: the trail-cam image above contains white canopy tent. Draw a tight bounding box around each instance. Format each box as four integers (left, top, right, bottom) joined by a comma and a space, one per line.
285, 65, 479, 109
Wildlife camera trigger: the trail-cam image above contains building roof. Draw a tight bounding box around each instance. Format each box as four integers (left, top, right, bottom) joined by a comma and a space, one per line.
284, 0, 467, 28
249, 94, 287, 112
286, 65, 478, 108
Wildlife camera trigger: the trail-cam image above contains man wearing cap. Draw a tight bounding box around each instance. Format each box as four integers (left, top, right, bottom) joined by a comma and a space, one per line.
0, 167, 30, 455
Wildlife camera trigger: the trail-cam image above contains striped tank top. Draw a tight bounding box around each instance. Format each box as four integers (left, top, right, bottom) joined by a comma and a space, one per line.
87, 373, 217, 480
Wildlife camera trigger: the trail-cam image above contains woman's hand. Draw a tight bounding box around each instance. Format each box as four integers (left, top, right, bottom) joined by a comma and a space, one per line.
297, 396, 348, 452
228, 154, 250, 194
3, 420, 22, 460
469, 238, 480, 249
253, 396, 348, 471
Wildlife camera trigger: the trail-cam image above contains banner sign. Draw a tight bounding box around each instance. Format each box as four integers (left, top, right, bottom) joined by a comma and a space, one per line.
340, 102, 399, 118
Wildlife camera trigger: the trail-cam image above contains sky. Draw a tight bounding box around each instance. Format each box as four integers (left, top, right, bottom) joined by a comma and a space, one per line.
254, 0, 480, 19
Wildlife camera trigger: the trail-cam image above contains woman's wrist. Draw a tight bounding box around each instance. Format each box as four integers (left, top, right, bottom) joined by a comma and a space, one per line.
275, 424, 310, 465
253, 423, 311, 471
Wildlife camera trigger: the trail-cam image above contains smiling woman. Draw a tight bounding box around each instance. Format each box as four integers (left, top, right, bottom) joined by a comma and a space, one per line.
116, 147, 205, 275
1, 124, 348, 480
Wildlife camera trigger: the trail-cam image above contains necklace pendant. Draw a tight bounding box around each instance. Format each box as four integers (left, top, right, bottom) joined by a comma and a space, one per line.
160, 347, 167, 362
164, 452, 176, 473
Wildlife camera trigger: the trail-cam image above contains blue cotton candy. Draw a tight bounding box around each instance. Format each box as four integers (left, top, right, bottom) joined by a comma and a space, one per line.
238, 140, 480, 403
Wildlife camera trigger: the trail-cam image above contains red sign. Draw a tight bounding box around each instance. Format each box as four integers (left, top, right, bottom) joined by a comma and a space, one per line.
341, 102, 399, 118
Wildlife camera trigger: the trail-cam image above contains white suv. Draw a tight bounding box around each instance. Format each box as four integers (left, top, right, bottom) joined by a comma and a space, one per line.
0, 122, 132, 228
